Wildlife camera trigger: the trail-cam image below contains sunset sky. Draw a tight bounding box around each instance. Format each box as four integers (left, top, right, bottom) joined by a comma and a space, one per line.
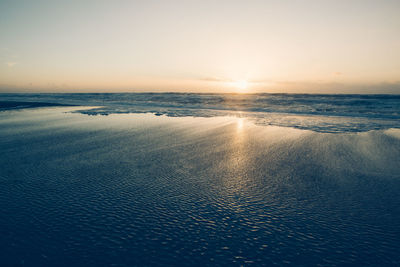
1, 0, 399, 93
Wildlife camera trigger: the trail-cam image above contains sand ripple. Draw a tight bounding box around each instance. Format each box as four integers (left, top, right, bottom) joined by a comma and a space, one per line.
1, 110, 399, 266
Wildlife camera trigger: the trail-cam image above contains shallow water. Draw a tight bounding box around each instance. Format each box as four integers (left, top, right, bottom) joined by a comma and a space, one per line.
1, 108, 400, 266
2, 93, 400, 133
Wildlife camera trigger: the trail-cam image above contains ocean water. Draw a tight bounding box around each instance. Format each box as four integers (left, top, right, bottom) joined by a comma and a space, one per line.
1, 93, 400, 133
1, 94, 400, 266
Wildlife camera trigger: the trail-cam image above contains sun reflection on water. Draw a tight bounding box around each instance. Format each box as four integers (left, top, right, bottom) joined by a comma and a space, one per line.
237, 118, 244, 131
218, 117, 252, 214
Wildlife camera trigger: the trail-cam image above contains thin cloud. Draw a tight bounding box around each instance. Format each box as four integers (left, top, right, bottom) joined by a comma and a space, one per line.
198, 76, 228, 82
6, 62, 17, 67
261, 80, 400, 94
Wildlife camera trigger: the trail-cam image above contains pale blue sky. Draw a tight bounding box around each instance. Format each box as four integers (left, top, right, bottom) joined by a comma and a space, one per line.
1, 0, 400, 93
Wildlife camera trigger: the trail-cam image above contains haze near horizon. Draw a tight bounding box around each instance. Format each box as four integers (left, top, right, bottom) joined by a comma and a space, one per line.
1, 0, 400, 93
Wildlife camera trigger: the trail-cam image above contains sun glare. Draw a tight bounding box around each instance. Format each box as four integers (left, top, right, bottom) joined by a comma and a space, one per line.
232, 80, 248, 92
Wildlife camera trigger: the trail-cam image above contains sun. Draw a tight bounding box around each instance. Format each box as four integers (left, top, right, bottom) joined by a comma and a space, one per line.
232, 80, 248, 92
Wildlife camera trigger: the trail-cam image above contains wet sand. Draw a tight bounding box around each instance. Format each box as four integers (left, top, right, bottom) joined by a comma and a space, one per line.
1, 107, 399, 266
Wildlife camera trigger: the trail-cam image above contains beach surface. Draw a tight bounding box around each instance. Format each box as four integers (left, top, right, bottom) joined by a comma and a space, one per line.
1, 106, 400, 266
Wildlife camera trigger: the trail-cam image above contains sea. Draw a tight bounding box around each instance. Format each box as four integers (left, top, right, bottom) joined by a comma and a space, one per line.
0, 93, 399, 266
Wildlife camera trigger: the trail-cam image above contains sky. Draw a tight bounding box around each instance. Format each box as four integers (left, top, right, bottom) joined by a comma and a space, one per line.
1, 0, 400, 93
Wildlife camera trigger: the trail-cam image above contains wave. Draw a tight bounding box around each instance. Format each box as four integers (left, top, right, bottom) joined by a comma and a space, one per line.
1, 93, 399, 133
